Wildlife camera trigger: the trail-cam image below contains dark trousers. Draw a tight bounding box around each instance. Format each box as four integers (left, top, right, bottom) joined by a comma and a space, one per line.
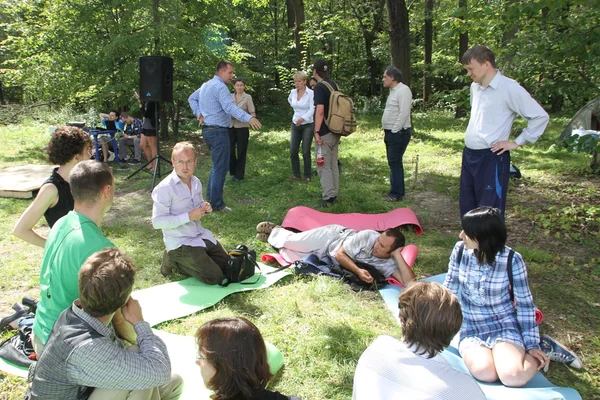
459, 147, 510, 218
168, 241, 229, 285
384, 128, 412, 199
228, 127, 249, 179
290, 122, 314, 178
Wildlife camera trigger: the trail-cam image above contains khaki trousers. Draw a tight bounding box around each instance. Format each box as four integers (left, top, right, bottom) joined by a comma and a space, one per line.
316, 133, 340, 200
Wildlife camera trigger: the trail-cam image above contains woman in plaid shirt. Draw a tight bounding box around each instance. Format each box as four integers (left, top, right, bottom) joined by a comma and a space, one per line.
443, 206, 549, 387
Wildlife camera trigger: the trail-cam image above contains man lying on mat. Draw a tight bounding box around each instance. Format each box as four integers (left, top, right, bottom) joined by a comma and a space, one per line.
256, 222, 415, 285
152, 141, 230, 285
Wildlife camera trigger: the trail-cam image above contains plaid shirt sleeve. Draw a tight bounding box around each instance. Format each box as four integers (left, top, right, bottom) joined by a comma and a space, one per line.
443, 242, 462, 295
511, 252, 540, 350
67, 322, 171, 390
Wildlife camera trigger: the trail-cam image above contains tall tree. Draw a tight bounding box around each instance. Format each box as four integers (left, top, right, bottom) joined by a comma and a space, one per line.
349, 0, 385, 95
423, 0, 434, 104
286, 0, 306, 66
386, 0, 411, 86
455, 0, 468, 118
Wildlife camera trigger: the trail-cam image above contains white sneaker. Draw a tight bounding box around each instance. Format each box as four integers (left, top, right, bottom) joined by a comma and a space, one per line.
108, 151, 115, 162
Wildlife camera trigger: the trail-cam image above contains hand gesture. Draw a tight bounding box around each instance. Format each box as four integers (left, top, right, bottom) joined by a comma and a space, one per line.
133, 90, 140, 101
121, 297, 144, 325
295, 118, 304, 126
528, 348, 550, 370
357, 269, 374, 284
248, 117, 262, 130
491, 140, 519, 155
189, 207, 206, 221
201, 201, 212, 213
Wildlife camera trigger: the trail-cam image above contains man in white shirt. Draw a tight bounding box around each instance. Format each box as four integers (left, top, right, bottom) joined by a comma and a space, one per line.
460, 45, 549, 217
382, 66, 412, 202
353, 281, 486, 400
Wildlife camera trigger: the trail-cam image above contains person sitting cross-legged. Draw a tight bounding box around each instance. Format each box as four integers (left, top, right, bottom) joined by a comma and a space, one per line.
152, 141, 229, 284
258, 223, 415, 286
353, 281, 486, 400
29, 247, 183, 400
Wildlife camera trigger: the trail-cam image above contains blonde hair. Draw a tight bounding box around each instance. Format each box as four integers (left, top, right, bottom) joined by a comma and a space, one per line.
293, 71, 308, 82
171, 142, 196, 160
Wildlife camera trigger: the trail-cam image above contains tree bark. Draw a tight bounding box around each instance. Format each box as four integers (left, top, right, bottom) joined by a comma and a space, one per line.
423, 0, 434, 104
386, 0, 411, 86
455, 0, 468, 118
286, 0, 305, 66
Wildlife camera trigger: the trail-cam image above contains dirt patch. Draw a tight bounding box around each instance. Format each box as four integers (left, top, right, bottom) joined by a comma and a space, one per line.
409, 190, 460, 234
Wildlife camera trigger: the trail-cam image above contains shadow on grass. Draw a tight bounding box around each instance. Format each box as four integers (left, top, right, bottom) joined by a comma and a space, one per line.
0, 146, 47, 165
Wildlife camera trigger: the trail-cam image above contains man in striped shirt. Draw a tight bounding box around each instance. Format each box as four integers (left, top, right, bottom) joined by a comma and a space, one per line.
188, 60, 261, 212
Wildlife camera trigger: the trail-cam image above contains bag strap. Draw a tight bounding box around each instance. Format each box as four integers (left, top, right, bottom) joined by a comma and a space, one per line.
457, 242, 465, 264
240, 253, 262, 285
507, 249, 515, 302
266, 263, 294, 275
320, 80, 338, 94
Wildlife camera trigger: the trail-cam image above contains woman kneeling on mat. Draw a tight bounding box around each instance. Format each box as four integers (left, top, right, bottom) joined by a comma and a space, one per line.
196, 317, 300, 400
444, 206, 582, 387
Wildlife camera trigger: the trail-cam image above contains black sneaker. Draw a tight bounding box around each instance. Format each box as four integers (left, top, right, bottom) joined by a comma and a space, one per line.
128, 159, 141, 165
540, 334, 582, 369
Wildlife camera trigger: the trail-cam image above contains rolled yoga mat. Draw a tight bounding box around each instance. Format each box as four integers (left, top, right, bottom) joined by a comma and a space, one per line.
280, 206, 423, 235
379, 273, 582, 400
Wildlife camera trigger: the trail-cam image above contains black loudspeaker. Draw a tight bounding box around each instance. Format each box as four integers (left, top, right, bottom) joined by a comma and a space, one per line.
139, 56, 173, 102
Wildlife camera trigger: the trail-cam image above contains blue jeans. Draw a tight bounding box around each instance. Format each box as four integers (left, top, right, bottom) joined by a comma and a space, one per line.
384, 128, 412, 199
290, 123, 314, 178
203, 127, 230, 210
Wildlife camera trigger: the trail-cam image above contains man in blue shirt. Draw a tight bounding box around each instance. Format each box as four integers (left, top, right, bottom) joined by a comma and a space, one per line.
188, 60, 261, 212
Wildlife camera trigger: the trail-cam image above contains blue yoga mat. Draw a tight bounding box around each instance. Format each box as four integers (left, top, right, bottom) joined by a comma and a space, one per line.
379, 274, 582, 400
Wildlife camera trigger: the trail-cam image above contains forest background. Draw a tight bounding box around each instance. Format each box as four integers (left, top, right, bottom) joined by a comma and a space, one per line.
1, 0, 598, 127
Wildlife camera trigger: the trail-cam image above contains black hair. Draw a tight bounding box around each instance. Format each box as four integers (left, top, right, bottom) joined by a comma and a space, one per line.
216, 60, 233, 72
461, 206, 506, 265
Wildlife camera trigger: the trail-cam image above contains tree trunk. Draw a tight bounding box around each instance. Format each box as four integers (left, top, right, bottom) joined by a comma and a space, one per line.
455, 0, 468, 118
423, 0, 434, 104
386, 0, 411, 86
152, 0, 160, 55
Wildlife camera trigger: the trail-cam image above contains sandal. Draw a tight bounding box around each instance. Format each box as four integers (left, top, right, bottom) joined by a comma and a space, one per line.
255, 232, 269, 242
256, 221, 277, 234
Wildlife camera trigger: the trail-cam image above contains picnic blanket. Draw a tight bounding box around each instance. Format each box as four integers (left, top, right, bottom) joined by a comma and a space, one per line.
379, 274, 582, 400
280, 206, 423, 235
133, 263, 291, 326
0, 330, 285, 400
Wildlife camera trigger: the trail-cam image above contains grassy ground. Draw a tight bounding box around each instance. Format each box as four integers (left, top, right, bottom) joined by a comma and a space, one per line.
0, 111, 599, 399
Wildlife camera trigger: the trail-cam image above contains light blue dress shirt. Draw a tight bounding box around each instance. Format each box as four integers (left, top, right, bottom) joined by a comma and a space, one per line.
188, 76, 252, 127
465, 71, 549, 150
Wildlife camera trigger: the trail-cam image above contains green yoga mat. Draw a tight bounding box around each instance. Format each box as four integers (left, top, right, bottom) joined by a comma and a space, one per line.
133, 263, 291, 327
0, 330, 285, 400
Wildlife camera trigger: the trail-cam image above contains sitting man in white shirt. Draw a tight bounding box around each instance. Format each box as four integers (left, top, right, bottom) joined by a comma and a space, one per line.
353, 281, 486, 400
152, 142, 229, 284
257, 222, 415, 286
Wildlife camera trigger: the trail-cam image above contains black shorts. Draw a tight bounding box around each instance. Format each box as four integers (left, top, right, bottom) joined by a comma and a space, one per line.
143, 129, 157, 137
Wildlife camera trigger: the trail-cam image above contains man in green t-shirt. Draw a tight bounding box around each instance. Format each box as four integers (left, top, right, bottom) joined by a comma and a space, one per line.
33, 160, 116, 354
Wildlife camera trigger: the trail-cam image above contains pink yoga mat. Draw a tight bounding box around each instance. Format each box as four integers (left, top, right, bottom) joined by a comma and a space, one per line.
280, 206, 423, 235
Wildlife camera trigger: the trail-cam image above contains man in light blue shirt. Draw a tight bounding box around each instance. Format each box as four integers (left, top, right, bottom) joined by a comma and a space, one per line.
459, 45, 549, 217
188, 60, 261, 212
152, 142, 229, 284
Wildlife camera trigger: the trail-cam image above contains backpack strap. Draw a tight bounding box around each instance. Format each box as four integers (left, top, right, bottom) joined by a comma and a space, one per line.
457, 242, 465, 265
319, 80, 338, 93
507, 249, 515, 302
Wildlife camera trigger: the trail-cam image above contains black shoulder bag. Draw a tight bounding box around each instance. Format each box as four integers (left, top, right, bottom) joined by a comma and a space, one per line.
219, 245, 262, 287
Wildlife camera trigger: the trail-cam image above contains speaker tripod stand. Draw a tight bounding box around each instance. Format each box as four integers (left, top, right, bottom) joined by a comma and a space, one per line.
126, 102, 172, 190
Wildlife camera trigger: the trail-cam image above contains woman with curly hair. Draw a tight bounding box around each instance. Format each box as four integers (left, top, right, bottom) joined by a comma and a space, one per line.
196, 317, 300, 400
12, 126, 92, 247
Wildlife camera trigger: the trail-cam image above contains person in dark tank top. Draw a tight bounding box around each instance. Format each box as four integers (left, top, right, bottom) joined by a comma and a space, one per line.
12, 126, 92, 247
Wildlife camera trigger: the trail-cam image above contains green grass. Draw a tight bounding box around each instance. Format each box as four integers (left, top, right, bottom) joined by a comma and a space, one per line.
0, 111, 599, 399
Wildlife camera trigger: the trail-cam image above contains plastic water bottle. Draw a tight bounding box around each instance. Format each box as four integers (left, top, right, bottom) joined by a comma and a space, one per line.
317, 145, 325, 166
